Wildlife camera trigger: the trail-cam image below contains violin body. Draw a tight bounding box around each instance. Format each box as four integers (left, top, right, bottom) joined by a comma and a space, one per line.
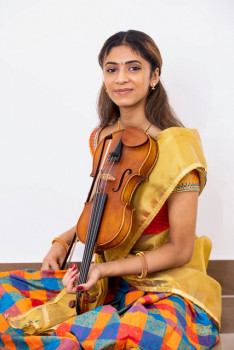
76, 126, 158, 252
61, 126, 159, 314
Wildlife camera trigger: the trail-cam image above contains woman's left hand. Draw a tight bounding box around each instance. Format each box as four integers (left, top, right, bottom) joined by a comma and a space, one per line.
64, 263, 102, 294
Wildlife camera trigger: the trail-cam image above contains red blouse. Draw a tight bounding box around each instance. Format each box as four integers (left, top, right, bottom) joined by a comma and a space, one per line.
142, 202, 169, 234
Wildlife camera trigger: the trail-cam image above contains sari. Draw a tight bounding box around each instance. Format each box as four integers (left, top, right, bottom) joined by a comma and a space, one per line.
0, 127, 221, 349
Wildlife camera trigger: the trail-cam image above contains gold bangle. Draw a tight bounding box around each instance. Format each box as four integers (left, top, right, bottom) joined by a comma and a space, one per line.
136, 251, 148, 279
52, 237, 69, 252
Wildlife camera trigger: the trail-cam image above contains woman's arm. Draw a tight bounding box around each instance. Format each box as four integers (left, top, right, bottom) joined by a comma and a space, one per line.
99, 191, 198, 276
65, 191, 199, 292
42, 225, 76, 270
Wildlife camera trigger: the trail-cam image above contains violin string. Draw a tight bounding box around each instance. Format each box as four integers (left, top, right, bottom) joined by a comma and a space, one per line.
80, 151, 116, 284
97, 157, 114, 193
96, 138, 112, 193
79, 161, 113, 283
80, 197, 100, 283
80, 165, 114, 282
80, 185, 103, 282
80, 183, 112, 284
80, 136, 119, 285
100, 161, 115, 193
79, 182, 101, 283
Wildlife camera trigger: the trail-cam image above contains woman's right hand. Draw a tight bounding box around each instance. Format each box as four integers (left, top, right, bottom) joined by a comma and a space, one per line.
42, 242, 67, 270
41, 226, 76, 270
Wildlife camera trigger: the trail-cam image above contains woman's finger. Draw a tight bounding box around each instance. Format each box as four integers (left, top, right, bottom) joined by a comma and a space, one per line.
49, 260, 60, 271
76, 275, 97, 292
66, 265, 78, 278
66, 274, 78, 294
41, 260, 50, 270
62, 266, 79, 288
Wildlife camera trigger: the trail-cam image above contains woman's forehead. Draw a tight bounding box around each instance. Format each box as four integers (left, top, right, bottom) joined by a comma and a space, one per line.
104, 45, 145, 64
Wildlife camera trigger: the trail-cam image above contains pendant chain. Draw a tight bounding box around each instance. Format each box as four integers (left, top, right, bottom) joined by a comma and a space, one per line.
117, 118, 151, 133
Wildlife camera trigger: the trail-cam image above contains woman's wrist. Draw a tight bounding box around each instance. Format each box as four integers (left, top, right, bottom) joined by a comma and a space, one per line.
97, 256, 143, 279
55, 225, 76, 246
51, 237, 69, 252
97, 261, 112, 279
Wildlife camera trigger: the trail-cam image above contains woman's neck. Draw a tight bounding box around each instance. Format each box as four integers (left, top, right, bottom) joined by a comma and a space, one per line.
119, 106, 149, 130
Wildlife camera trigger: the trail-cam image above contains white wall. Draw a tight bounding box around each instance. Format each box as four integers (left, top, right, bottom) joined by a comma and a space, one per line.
0, 0, 233, 262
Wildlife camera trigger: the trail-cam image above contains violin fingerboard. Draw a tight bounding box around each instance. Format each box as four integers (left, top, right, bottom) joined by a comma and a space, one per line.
77, 192, 108, 285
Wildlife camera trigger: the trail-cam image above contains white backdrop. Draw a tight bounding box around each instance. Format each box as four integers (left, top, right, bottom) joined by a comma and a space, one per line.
0, 0, 233, 262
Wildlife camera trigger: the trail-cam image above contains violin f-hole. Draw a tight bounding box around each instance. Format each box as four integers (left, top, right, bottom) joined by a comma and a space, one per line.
112, 169, 132, 192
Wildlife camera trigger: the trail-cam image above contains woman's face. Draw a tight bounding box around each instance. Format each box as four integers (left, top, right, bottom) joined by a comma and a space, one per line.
103, 45, 159, 110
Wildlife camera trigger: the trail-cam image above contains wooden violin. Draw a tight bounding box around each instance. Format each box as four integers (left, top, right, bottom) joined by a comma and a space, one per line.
62, 126, 158, 314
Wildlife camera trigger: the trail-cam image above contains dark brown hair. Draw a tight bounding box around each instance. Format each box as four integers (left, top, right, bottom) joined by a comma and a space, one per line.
97, 30, 183, 129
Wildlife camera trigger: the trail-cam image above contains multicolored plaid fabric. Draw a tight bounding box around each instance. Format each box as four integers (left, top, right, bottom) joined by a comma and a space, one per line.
0, 270, 219, 349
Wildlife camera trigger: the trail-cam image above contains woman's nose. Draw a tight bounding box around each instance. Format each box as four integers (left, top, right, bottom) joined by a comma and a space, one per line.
115, 68, 129, 84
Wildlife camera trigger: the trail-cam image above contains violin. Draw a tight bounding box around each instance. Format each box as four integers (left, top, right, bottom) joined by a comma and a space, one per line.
62, 126, 158, 314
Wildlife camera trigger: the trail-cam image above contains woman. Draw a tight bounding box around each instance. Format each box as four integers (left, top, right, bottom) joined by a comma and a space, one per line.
0, 30, 221, 349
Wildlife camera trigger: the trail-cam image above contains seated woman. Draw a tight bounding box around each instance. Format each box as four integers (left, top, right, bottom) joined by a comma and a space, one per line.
0, 30, 221, 350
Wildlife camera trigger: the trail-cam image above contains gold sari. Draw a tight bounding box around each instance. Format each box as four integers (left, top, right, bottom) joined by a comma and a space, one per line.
94, 127, 221, 328
8, 127, 221, 335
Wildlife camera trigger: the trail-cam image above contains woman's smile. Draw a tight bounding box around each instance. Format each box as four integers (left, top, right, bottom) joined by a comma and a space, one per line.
114, 88, 133, 95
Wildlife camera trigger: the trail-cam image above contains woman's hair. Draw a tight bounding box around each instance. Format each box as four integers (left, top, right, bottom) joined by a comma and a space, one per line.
97, 29, 183, 129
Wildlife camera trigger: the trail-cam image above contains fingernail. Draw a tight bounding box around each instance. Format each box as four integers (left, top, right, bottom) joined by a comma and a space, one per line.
70, 264, 75, 269
77, 285, 84, 290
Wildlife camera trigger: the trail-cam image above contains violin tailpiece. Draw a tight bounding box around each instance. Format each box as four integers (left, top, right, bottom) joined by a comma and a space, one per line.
108, 137, 123, 162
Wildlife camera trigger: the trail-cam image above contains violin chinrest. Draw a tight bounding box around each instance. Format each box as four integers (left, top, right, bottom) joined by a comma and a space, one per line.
122, 126, 148, 147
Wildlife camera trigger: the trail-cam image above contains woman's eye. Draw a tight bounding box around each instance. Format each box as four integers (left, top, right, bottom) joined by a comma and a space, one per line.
106, 68, 117, 73
129, 66, 141, 71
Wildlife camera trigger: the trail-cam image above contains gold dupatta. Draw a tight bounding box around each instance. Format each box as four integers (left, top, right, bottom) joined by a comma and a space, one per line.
95, 127, 221, 328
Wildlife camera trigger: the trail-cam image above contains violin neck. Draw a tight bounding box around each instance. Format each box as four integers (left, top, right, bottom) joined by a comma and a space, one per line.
77, 192, 108, 284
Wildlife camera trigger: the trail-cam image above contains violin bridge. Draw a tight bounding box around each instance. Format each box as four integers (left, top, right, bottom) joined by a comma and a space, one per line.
99, 173, 115, 181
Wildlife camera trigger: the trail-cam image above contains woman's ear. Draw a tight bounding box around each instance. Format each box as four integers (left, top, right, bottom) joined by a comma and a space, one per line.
150, 67, 160, 87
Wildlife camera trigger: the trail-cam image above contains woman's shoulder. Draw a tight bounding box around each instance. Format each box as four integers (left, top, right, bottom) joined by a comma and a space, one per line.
155, 127, 204, 155
155, 126, 205, 160
89, 126, 103, 156
89, 123, 118, 156
98, 124, 117, 142
155, 126, 201, 142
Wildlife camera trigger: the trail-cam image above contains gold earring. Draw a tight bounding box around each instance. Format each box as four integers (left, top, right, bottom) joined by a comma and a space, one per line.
151, 83, 156, 90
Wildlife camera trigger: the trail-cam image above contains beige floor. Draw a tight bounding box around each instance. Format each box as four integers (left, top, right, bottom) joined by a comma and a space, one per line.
212, 334, 234, 350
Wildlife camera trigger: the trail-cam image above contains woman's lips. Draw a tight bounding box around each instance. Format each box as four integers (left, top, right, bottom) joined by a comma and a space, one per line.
115, 89, 133, 95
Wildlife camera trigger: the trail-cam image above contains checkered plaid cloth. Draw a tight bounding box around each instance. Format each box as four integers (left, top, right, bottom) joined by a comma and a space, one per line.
0, 270, 219, 349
